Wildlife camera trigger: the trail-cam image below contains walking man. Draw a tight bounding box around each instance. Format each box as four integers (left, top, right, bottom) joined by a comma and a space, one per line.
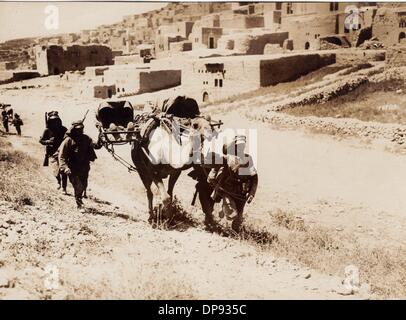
207, 135, 258, 232
1, 110, 9, 133
40, 111, 68, 193
58, 120, 97, 209
12, 113, 23, 136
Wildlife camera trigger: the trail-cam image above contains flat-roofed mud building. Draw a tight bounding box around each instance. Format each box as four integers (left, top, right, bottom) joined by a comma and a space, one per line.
182, 52, 335, 103
35, 45, 113, 75
101, 65, 181, 96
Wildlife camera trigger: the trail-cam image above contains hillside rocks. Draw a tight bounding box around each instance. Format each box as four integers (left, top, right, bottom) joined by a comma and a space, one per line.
270, 76, 369, 112
248, 110, 406, 147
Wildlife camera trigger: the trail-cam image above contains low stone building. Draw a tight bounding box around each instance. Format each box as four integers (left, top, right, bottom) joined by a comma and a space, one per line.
182, 52, 335, 103
372, 5, 406, 47
0, 61, 17, 70
35, 45, 113, 75
217, 31, 288, 54
103, 65, 181, 96
189, 23, 223, 49
155, 21, 195, 55
94, 85, 116, 99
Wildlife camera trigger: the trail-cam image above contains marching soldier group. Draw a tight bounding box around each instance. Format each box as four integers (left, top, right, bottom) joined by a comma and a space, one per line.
1, 104, 23, 136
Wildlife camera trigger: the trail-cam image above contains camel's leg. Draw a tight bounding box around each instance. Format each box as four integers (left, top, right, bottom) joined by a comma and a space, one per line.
138, 172, 154, 222
168, 170, 181, 199
153, 176, 171, 207
146, 184, 154, 221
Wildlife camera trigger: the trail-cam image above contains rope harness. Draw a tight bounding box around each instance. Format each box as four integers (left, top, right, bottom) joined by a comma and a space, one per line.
103, 143, 138, 173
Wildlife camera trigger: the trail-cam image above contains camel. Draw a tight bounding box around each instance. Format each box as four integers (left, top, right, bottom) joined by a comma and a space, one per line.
131, 113, 212, 222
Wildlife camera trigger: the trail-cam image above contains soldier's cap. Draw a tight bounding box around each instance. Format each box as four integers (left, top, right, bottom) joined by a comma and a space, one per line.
48, 111, 60, 120
71, 120, 84, 129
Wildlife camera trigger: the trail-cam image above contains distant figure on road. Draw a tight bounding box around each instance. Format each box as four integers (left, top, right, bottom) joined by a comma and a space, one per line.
12, 113, 23, 136
40, 111, 68, 193
1, 110, 9, 133
58, 120, 97, 210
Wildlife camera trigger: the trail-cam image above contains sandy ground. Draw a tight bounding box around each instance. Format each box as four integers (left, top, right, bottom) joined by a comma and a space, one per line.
2, 79, 404, 299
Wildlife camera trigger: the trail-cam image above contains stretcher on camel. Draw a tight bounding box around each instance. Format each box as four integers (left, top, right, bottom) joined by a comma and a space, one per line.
95, 97, 223, 148
96, 101, 140, 145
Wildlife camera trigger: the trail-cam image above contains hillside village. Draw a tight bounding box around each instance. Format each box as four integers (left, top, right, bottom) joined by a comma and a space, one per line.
0, 2, 406, 104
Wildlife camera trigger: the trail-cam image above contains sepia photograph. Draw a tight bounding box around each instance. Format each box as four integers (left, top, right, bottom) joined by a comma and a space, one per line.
0, 0, 405, 304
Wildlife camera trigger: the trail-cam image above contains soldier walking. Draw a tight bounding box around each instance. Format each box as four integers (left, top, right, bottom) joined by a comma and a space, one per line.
1, 110, 9, 133
39, 111, 68, 193
12, 113, 23, 136
209, 138, 258, 232
58, 120, 97, 209
190, 136, 258, 232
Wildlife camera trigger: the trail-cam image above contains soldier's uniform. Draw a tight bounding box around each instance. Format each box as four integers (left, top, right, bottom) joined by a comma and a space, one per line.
40, 112, 68, 192
1, 111, 9, 133
58, 121, 97, 209
207, 136, 258, 232
11, 114, 23, 136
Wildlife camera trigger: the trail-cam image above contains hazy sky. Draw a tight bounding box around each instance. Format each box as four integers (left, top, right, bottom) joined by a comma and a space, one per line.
0, 1, 167, 42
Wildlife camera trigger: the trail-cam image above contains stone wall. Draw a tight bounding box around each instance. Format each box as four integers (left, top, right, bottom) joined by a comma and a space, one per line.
386, 44, 406, 67
219, 32, 289, 54
169, 41, 193, 52
220, 15, 265, 29
335, 49, 385, 65
103, 66, 181, 95
259, 53, 335, 86
114, 55, 144, 65
139, 70, 181, 93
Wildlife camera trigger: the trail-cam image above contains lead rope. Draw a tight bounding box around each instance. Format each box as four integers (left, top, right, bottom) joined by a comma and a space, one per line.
104, 143, 138, 173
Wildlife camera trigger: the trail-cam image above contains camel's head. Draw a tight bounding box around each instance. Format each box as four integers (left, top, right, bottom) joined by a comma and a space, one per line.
190, 115, 218, 140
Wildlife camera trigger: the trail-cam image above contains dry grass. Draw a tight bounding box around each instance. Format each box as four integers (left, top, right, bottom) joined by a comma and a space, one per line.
262, 210, 406, 298
150, 197, 199, 231
283, 79, 406, 124
0, 137, 51, 209
206, 208, 406, 298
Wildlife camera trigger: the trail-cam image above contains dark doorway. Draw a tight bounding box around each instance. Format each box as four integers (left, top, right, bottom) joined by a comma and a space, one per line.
108, 89, 112, 98
203, 92, 209, 103
305, 42, 310, 50
399, 32, 406, 43
209, 37, 215, 49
